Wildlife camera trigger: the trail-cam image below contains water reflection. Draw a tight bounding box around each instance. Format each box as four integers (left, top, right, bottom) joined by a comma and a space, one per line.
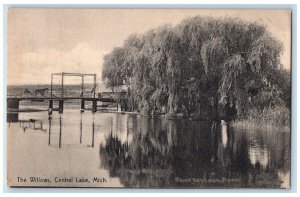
19, 119, 47, 133
100, 117, 290, 188
58, 115, 62, 148
48, 115, 52, 145
92, 115, 95, 147
11, 107, 290, 188
45, 113, 96, 148
80, 113, 82, 144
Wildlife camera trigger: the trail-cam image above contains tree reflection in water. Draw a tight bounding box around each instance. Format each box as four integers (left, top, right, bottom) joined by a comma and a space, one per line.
100, 115, 290, 188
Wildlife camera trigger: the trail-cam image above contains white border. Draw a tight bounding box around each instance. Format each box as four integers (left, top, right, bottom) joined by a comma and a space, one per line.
1, 1, 299, 197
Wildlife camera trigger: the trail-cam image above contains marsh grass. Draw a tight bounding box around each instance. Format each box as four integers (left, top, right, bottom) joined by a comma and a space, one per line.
232, 105, 290, 132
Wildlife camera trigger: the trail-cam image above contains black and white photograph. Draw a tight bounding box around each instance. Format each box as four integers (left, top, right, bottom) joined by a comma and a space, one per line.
6, 8, 291, 189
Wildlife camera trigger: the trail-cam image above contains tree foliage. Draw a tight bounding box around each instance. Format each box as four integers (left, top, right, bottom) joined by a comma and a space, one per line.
102, 16, 290, 121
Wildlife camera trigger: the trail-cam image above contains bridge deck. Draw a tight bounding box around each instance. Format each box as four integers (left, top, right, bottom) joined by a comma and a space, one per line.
7, 97, 116, 102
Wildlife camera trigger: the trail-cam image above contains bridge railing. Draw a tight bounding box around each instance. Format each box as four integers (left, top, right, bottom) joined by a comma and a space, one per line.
7, 88, 97, 99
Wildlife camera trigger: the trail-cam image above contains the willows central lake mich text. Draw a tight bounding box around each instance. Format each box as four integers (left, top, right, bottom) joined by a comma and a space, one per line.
16, 176, 107, 184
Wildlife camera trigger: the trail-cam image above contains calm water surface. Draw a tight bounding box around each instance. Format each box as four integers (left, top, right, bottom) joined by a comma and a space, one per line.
7, 102, 290, 188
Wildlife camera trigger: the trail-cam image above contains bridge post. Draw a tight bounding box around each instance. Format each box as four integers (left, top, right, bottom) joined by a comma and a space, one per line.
7, 98, 19, 109
58, 100, 64, 114
81, 76, 84, 98
81, 99, 85, 111
93, 74, 96, 99
61, 72, 64, 98
48, 100, 53, 115
92, 100, 97, 113
7, 99, 19, 122
50, 74, 53, 98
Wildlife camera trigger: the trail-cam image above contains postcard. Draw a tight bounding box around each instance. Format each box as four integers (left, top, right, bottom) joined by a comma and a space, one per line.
6, 8, 291, 188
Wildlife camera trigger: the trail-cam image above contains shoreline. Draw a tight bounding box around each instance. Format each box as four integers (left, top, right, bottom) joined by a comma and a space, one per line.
231, 119, 290, 132
6, 108, 290, 132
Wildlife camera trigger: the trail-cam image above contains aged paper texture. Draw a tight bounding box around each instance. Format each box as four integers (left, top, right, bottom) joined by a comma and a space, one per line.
7, 9, 291, 188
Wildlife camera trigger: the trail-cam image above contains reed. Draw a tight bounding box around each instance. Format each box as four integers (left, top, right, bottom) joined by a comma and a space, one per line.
232, 105, 290, 132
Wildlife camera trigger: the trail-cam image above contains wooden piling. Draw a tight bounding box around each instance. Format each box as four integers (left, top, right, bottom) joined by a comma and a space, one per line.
81, 75, 84, 98
59, 100, 64, 114
49, 100, 53, 108
93, 74, 96, 99
50, 74, 53, 98
7, 99, 19, 122
81, 100, 85, 110
92, 100, 97, 113
61, 72, 64, 98
7, 99, 19, 109
48, 100, 53, 115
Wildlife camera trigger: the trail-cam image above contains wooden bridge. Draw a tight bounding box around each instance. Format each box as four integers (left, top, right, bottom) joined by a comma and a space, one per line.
7, 72, 117, 116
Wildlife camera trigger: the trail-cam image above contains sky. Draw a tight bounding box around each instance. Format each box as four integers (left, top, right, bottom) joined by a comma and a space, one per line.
7, 9, 291, 85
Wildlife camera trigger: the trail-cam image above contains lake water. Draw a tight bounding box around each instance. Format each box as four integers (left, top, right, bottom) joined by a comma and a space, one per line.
7, 102, 290, 188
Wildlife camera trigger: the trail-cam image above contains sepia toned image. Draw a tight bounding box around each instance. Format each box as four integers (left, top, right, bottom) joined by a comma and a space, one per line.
6, 8, 291, 188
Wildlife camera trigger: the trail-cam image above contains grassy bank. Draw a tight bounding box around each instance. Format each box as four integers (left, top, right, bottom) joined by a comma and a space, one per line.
232, 106, 290, 132
232, 120, 290, 132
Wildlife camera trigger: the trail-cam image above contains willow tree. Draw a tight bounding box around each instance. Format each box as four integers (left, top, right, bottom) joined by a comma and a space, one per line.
200, 37, 229, 118
102, 16, 289, 122
102, 47, 127, 89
